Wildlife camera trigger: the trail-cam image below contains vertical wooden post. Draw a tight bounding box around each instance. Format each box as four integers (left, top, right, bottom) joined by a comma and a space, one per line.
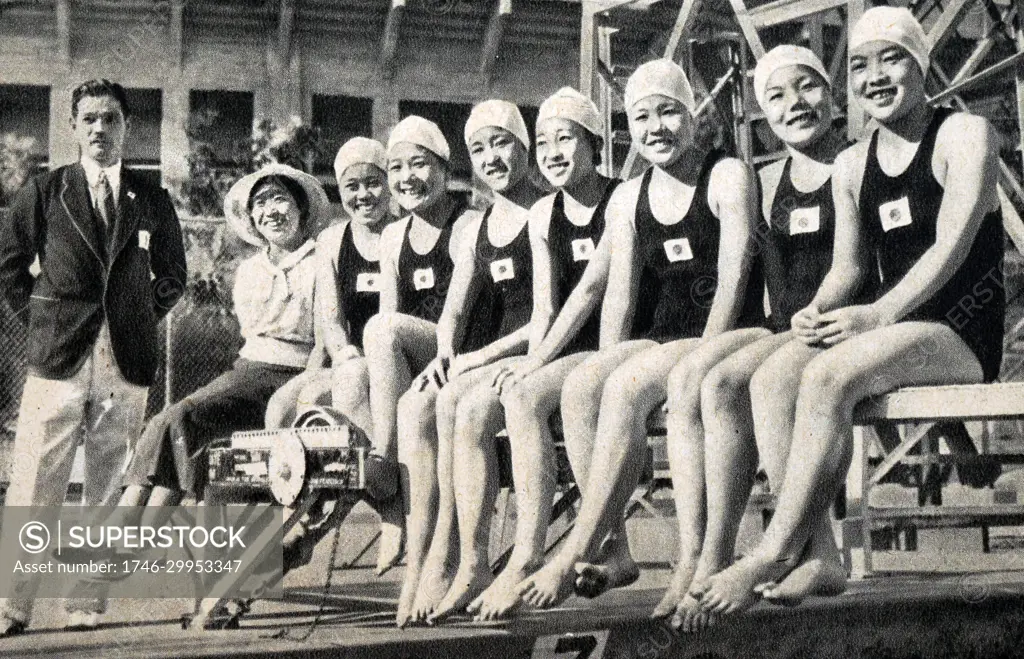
1014, 0, 1024, 159
846, 0, 867, 140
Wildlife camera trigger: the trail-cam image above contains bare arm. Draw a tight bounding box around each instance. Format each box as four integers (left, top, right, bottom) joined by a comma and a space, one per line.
599, 186, 641, 348
703, 158, 757, 337
527, 199, 556, 353
810, 144, 872, 313
376, 220, 404, 314
435, 215, 484, 360
314, 223, 352, 362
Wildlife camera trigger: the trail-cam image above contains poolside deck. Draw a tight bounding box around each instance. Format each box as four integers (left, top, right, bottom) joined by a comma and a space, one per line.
2, 550, 1023, 659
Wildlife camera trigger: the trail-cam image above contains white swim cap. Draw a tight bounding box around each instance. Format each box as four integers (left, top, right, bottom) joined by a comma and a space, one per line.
464, 99, 530, 149
388, 115, 451, 162
849, 6, 930, 77
333, 137, 387, 182
624, 59, 696, 114
537, 87, 604, 138
753, 45, 832, 110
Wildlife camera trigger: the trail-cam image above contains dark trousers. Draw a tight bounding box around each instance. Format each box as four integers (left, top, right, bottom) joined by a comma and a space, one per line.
124, 359, 302, 499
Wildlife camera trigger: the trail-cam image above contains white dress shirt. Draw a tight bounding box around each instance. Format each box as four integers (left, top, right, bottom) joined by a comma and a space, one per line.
80, 157, 122, 212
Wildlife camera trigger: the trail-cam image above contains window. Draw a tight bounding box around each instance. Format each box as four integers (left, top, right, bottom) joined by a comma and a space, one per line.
188, 90, 255, 167
312, 94, 373, 176
0, 85, 49, 204
123, 88, 162, 188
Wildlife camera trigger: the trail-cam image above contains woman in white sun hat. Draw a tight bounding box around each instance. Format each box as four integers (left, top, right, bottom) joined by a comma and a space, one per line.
120, 163, 327, 507
698, 7, 1004, 620
395, 100, 544, 627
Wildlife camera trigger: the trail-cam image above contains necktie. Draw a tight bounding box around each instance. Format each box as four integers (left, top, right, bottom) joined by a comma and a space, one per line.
96, 171, 115, 250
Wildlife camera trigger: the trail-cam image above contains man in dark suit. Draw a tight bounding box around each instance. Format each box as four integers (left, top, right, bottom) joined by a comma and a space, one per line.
0, 79, 187, 636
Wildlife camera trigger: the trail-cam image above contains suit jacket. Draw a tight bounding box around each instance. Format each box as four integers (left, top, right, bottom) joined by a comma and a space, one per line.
0, 163, 188, 387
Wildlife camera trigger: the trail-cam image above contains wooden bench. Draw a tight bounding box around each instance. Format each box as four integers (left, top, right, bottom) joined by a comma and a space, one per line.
850, 382, 1024, 576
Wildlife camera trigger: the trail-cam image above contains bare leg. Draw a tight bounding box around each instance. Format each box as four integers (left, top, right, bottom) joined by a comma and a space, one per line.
746, 340, 843, 604
470, 353, 589, 621
674, 332, 789, 632
700, 323, 984, 618
650, 329, 771, 627
430, 362, 519, 622
265, 370, 328, 429
395, 386, 441, 628
329, 358, 372, 437
364, 313, 438, 461
364, 314, 437, 624
514, 342, 652, 608
329, 356, 405, 575
518, 340, 695, 609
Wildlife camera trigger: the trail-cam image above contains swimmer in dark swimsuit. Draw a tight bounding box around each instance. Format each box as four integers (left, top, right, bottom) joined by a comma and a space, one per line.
396, 102, 544, 627
660, 46, 859, 632
697, 7, 1004, 620
515, 59, 760, 612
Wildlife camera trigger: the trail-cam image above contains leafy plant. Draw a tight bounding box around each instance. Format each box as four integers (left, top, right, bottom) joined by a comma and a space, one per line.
0, 134, 44, 207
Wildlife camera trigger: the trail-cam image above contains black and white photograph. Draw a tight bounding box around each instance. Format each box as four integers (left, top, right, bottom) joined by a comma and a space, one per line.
0, 0, 1022, 656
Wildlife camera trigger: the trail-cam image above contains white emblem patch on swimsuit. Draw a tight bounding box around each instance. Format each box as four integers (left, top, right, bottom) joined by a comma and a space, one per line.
356, 272, 380, 293
663, 237, 693, 262
789, 206, 820, 235
138, 229, 151, 250
879, 197, 912, 232
490, 258, 515, 282
571, 237, 596, 261
413, 267, 435, 290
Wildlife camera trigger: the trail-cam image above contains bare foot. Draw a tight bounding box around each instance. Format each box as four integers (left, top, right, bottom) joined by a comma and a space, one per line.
375, 497, 406, 576
697, 555, 791, 616
426, 562, 494, 624
396, 567, 421, 629
515, 555, 576, 609
671, 591, 717, 634
756, 555, 846, 605
469, 562, 539, 621
409, 558, 454, 624
652, 557, 698, 619
573, 534, 639, 599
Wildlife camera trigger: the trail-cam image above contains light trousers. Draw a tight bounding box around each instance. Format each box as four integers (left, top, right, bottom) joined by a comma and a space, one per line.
1, 324, 148, 621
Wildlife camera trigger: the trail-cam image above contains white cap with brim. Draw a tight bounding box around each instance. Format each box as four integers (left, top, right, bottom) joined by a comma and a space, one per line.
464, 99, 530, 149
334, 137, 387, 182
849, 6, 930, 77
537, 87, 604, 138
753, 45, 832, 110
224, 163, 332, 246
387, 115, 451, 162
624, 59, 696, 115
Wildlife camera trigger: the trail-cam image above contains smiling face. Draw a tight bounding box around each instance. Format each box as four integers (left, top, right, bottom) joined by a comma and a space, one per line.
387, 143, 449, 214
849, 41, 926, 124
762, 65, 833, 149
467, 126, 529, 194
71, 94, 129, 168
339, 163, 390, 225
535, 118, 596, 189
249, 179, 305, 249
628, 94, 691, 167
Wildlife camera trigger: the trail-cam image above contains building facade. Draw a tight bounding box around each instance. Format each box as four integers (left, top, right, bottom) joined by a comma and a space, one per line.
0, 0, 583, 191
